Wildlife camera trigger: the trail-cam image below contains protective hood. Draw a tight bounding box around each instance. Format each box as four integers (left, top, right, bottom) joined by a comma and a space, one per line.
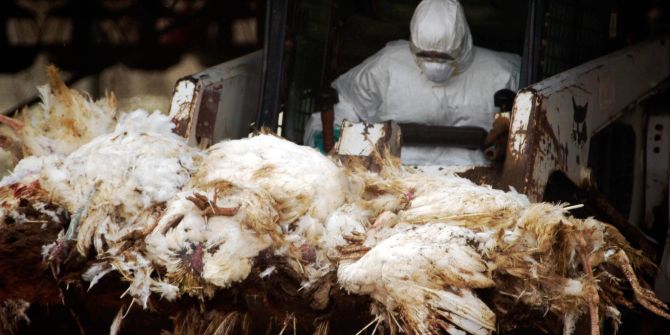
410, 0, 474, 74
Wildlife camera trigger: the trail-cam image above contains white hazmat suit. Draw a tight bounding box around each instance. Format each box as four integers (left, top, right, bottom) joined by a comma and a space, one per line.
304, 0, 520, 166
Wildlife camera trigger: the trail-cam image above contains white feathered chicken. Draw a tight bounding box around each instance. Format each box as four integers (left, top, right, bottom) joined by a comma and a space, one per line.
0, 109, 201, 309
0, 110, 199, 289
39, 109, 200, 256
338, 223, 498, 335
336, 166, 670, 335
141, 133, 349, 300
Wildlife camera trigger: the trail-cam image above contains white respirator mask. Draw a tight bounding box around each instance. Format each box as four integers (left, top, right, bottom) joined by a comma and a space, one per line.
421, 61, 455, 83
411, 43, 458, 83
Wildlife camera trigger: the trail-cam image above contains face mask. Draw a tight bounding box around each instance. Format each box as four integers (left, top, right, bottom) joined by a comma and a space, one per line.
421, 61, 454, 83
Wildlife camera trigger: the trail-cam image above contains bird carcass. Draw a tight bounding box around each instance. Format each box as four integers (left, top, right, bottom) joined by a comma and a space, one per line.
0, 76, 669, 335
0, 108, 201, 303
337, 166, 669, 334
0, 66, 117, 162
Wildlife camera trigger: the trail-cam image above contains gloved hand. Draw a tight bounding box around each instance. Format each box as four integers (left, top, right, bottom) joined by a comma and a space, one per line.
483, 112, 510, 161
312, 128, 342, 154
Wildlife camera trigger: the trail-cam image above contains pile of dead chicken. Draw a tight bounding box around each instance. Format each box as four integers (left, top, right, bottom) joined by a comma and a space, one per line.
0, 72, 669, 335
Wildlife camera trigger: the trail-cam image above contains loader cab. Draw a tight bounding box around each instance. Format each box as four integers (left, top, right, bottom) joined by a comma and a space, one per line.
262, 0, 664, 142
259, 0, 529, 143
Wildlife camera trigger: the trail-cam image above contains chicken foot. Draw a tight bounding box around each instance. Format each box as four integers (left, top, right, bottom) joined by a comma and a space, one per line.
187, 191, 238, 217
610, 250, 670, 320
0, 114, 24, 132
576, 233, 600, 335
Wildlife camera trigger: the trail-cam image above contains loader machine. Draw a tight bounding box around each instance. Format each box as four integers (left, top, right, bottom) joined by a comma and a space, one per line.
168, 1, 670, 329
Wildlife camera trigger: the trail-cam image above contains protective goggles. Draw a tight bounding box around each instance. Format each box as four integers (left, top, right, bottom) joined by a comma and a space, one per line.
410, 42, 454, 63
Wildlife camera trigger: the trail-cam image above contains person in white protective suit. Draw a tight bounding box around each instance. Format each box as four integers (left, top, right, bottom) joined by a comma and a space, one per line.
303, 0, 521, 166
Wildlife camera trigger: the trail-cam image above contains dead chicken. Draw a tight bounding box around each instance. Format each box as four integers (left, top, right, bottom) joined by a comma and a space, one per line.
41, 109, 200, 254
139, 133, 349, 301
336, 165, 670, 335
0, 109, 200, 298
0, 66, 117, 158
